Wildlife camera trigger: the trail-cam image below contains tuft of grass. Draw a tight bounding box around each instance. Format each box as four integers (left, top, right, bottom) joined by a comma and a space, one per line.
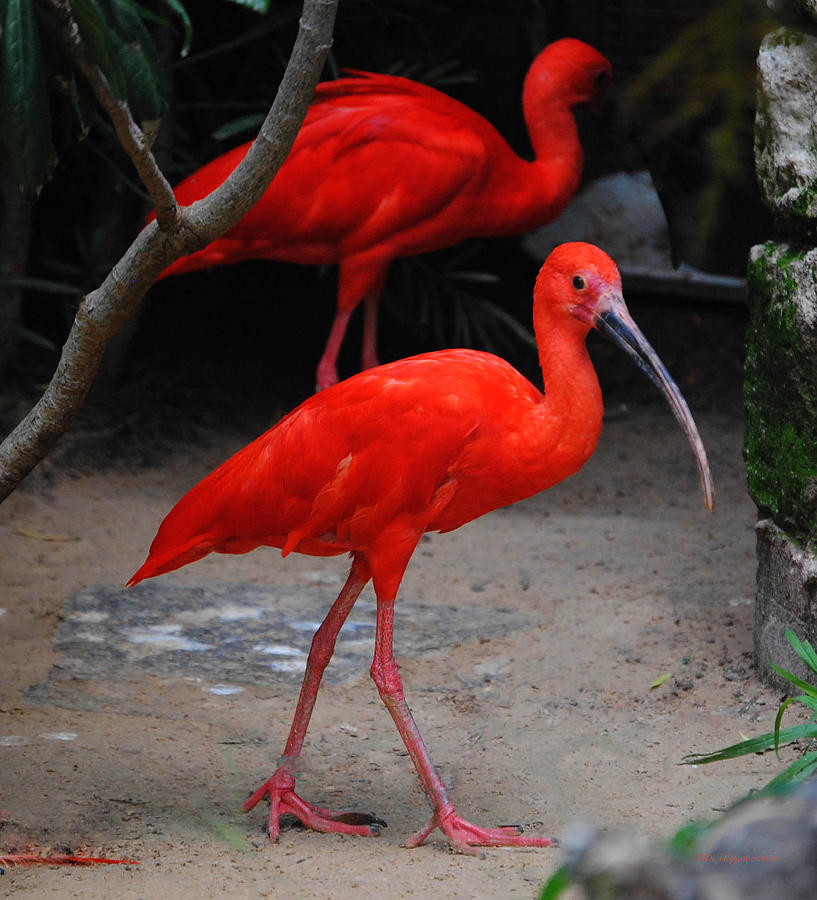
683, 629, 817, 789
537, 630, 817, 899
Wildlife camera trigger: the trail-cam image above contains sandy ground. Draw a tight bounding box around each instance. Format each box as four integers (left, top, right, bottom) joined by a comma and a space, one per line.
0, 399, 792, 898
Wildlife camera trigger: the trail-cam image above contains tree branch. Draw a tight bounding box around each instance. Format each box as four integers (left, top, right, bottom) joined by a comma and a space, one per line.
0, 0, 338, 502
45, 0, 179, 228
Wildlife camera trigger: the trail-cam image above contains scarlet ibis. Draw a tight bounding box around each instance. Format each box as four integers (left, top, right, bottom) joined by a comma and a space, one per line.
155, 38, 612, 390
129, 243, 714, 852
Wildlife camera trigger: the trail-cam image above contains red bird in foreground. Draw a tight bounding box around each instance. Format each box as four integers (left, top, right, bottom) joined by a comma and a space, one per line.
130, 243, 714, 852
155, 38, 612, 390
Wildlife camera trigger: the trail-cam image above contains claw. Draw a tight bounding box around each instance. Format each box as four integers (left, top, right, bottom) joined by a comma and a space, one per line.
244, 771, 386, 840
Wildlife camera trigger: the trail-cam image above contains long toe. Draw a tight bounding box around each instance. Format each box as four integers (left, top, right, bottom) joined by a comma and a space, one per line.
278, 791, 385, 838
407, 806, 553, 853
244, 777, 385, 840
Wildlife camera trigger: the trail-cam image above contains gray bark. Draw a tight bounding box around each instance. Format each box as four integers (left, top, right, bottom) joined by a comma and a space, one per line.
0, 0, 338, 502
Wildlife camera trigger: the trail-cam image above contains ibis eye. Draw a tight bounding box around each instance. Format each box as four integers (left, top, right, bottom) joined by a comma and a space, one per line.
572, 275, 586, 291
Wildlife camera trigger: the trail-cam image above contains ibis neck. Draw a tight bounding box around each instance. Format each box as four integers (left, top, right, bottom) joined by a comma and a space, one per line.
534, 312, 604, 480
526, 77, 584, 174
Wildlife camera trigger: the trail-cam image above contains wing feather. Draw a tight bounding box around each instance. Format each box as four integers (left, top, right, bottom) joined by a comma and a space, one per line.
156, 70, 513, 273
129, 351, 534, 584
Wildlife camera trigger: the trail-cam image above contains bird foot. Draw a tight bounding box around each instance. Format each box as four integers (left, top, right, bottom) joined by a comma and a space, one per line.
405, 804, 553, 855
244, 770, 386, 841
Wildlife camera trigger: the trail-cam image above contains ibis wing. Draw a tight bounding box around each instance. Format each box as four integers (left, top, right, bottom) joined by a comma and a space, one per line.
156, 72, 513, 274
128, 351, 542, 585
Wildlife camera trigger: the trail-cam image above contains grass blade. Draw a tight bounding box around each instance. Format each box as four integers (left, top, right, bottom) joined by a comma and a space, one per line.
784, 628, 817, 675
538, 864, 572, 900
773, 697, 798, 756
769, 663, 817, 698
765, 750, 817, 790
682, 722, 817, 764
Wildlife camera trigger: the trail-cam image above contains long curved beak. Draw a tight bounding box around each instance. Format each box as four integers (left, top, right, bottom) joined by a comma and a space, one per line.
593, 293, 715, 511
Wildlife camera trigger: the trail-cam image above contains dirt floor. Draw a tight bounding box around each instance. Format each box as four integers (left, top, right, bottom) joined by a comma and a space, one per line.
1, 373, 800, 899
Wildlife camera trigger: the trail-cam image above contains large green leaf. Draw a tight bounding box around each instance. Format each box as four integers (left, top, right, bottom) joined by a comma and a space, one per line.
0, 0, 55, 193
72, 0, 127, 98
75, 0, 191, 121
118, 42, 166, 122
108, 0, 163, 60
108, 0, 167, 120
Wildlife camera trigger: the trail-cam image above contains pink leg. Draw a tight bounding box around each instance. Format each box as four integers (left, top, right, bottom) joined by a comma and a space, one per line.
361, 293, 381, 371
245, 556, 385, 840
370, 598, 553, 853
316, 308, 352, 391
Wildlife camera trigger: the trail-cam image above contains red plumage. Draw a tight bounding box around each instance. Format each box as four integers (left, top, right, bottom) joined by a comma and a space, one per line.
151, 38, 612, 389
130, 243, 713, 852
129, 349, 588, 592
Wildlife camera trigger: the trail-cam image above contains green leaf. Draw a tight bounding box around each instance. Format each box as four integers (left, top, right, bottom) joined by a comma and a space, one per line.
785, 629, 817, 674
212, 113, 265, 142
0, 0, 55, 192
72, 0, 127, 98
74, 0, 169, 121
115, 33, 166, 121
107, 0, 192, 58
682, 721, 817, 764
109, 0, 162, 66
787, 696, 817, 715
114, 1, 169, 120
765, 749, 817, 790
768, 663, 817, 698
538, 864, 572, 900
226, 0, 271, 13
669, 820, 712, 854
773, 696, 799, 757
649, 672, 672, 690
155, 0, 193, 56
119, 46, 165, 121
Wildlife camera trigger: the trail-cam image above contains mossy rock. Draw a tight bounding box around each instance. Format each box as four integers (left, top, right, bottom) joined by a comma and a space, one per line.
754, 519, 817, 689
755, 28, 817, 241
745, 242, 817, 546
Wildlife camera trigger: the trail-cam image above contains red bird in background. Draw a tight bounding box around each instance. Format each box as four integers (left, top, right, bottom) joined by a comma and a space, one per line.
154, 38, 612, 389
130, 243, 714, 852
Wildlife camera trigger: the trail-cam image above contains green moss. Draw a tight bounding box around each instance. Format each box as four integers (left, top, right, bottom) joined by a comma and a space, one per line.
777, 242, 810, 269
786, 182, 817, 220
765, 26, 809, 50
770, 185, 817, 244
744, 244, 817, 546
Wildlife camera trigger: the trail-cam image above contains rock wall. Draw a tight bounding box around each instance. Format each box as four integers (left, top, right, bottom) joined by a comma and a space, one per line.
750, 16, 817, 687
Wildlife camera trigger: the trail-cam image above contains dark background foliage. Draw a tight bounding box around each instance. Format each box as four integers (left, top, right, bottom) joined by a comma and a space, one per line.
4, 0, 771, 459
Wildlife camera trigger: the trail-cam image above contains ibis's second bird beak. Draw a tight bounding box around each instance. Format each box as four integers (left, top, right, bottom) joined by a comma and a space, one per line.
592, 292, 715, 511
